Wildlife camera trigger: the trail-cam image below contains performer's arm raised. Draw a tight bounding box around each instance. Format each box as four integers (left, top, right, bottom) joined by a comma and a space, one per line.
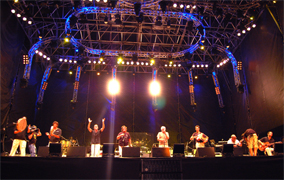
87, 118, 92, 133
101, 118, 105, 132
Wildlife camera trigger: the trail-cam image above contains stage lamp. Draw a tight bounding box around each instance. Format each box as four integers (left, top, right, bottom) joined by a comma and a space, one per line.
64, 59, 68, 62
247, 27, 251, 31
104, 14, 108, 24
117, 54, 123, 64
165, 64, 168, 67
134, 2, 141, 16
173, 3, 177, 8
103, 0, 107, 3
39, 52, 43, 56
217, 65, 220, 68
43, 55, 47, 58
11, 9, 16, 13
192, 64, 195, 68
242, 29, 246, 34
167, 74, 171, 78
149, 81, 161, 96
115, 13, 122, 24
59, 58, 63, 62
74, 60, 77, 64
194, 76, 198, 79
186, 5, 190, 9
28, 19, 32, 24
96, 0, 100, 2
237, 32, 241, 36
108, 79, 120, 95
252, 24, 256, 28
97, 72, 100, 76
200, 45, 205, 50
23, 16, 27, 21
14, 0, 18, 3
88, 60, 91, 63
196, 64, 200, 68
273, 1, 276, 3
146, 62, 149, 66
131, 61, 134, 65
192, 5, 196, 9
17, 13, 21, 18
180, 4, 184, 9
126, 61, 129, 65
69, 71, 73, 75
155, 16, 162, 26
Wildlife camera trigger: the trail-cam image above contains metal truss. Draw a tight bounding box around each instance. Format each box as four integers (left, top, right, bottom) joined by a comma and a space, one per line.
71, 65, 82, 104
212, 70, 224, 108
187, 70, 196, 106
37, 65, 52, 104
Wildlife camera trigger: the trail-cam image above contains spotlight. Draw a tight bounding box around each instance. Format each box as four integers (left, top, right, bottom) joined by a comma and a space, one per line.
273, 1, 276, 3
17, 13, 21, 18
39, 52, 43, 56
93, 61, 96, 64
173, 64, 176, 67
155, 16, 162, 26
103, 0, 107, 3
59, 58, 63, 62
64, 36, 71, 43
192, 64, 195, 68
237, 32, 241, 36
69, 71, 73, 75
96, 0, 100, 2
165, 64, 168, 67
35, 50, 39, 54
180, 4, 184, 9
14, 0, 18, 3
108, 79, 120, 95
98, 61, 101, 64
104, 14, 108, 24
117, 54, 123, 64
136, 62, 139, 65
205, 64, 208, 68
200, 45, 205, 50
134, 2, 141, 16
252, 24, 256, 28
100, 52, 105, 61
131, 61, 134, 65
126, 61, 129, 65
196, 64, 200, 68
194, 76, 198, 79
192, 5, 196, 9
97, 72, 100, 76
150, 58, 155, 65
173, 3, 177, 8
167, 74, 171, 78
115, 13, 122, 24
178, 64, 181, 67
11, 9, 16, 13
145, 62, 149, 66
43, 55, 47, 58
88, 60, 91, 63
23, 16, 27, 21
242, 29, 246, 34
201, 64, 204, 68
149, 81, 161, 96
217, 65, 220, 68
74, 60, 77, 64
64, 59, 68, 62
186, 5, 190, 9
247, 27, 251, 31
141, 62, 144, 65
28, 19, 32, 24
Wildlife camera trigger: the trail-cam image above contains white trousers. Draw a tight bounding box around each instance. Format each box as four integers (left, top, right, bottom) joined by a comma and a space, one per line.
265, 147, 274, 156
9, 139, 27, 156
119, 145, 129, 157
196, 142, 205, 148
91, 144, 101, 157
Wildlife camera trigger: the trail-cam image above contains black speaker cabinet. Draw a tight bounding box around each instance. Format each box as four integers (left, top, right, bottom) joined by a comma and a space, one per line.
122, 147, 140, 157
103, 143, 115, 157
233, 147, 243, 156
67, 146, 86, 158
152, 147, 171, 157
49, 143, 62, 156
195, 147, 215, 157
173, 143, 184, 157
274, 143, 283, 154
37, 146, 49, 157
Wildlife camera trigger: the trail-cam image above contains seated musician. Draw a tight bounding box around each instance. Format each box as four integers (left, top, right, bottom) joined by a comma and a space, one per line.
190, 125, 208, 149
259, 131, 275, 156
227, 134, 242, 147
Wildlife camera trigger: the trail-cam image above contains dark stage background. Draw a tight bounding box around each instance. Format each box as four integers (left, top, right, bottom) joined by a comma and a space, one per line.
1, 2, 283, 149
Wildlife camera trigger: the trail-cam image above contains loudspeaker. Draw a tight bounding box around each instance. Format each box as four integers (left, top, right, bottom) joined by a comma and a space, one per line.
152, 147, 170, 157
233, 147, 243, 156
37, 146, 49, 157
274, 143, 283, 154
173, 143, 184, 157
103, 143, 115, 157
195, 147, 215, 157
49, 143, 62, 156
122, 147, 140, 157
67, 146, 86, 158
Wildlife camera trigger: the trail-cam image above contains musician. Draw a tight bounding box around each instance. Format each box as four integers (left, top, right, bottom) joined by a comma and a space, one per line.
87, 118, 105, 157
117, 125, 132, 157
259, 131, 275, 156
27, 125, 42, 157
9, 117, 28, 156
190, 125, 208, 148
241, 128, 258, 156
45, 121, 62, 144
227, 134, 242, 147
157, 126, 170, 147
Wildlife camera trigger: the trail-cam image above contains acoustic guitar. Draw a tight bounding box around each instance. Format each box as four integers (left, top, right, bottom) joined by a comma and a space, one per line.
259, 142, 274, 151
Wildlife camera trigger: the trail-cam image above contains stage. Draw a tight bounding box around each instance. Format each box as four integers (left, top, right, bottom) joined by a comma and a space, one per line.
1, 155, 283, 179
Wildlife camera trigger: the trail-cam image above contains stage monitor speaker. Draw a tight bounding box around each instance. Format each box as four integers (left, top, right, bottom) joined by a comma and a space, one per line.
103, 143, 115, 157
233, 147, 243, 156
67, 146, 86, 158
274, 143, 283, 154
49, 143, 62, 156
195, 147, 215, 157
173, 143, 184, 157
37, 146, 49, 157
152, 147, 170, 157
122, 147, 140, 157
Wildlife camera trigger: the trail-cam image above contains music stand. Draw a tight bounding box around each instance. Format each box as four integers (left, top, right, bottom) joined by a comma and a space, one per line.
103, 143, 115, 157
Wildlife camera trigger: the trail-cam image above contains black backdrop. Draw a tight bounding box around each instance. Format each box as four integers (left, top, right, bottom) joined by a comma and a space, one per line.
1, 1, 283, 148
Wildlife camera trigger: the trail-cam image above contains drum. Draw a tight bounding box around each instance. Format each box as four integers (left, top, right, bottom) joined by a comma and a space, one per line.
17, 117, 27, 131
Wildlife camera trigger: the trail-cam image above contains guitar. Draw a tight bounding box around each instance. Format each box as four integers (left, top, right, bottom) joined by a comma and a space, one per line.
259, 142, 274, 151
191, 133, 207, 142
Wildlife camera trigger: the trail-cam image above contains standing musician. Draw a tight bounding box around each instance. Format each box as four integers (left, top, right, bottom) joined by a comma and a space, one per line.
87, 117, 105, 157
259, 131, 275, 156
117, 125, 132, 157
27, 125, 42, 157
241, 128, 258, 156
45, 121, 62, 145
190, 125, 209, 149
9, 117, 28, 156
157, 126, 170, 147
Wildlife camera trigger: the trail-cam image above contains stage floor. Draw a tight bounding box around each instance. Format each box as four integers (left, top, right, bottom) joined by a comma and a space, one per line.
1, 155, 283, 179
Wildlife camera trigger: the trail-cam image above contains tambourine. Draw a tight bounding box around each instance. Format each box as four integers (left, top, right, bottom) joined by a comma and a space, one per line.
17, 117, 27, 132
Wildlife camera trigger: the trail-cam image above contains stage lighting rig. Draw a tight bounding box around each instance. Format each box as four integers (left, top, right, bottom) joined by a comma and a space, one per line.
159, 0, 168, 13
117, 54, 123, 64
100, 52, 105, 61
134, 2, 141, 16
